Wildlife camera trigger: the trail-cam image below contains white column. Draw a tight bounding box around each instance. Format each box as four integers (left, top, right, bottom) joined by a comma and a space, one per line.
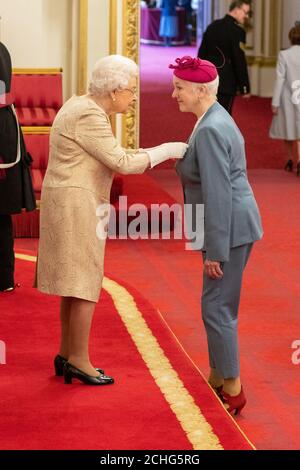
69, 0, 79, 100
87, 0, 110, 83
248, 0, 283, 97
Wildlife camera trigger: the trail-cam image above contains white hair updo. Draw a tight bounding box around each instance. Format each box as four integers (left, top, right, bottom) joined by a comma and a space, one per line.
192, 75, 220, 97
88, 55, 139, 96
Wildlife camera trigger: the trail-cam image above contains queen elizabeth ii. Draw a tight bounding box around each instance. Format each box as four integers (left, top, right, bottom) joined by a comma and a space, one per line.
36, 54, 188, 385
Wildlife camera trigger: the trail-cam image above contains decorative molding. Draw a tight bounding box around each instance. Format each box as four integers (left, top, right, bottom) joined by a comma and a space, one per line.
122, 0, 140, 149
109, 0, 118, 136
110, 0, 118, 55
247, 56, 277, 67
261, 0, 265, 56
260, 0, 282, 57
269, 0, 282, 57
77, 0, 88, 95
13, 68, 62, 74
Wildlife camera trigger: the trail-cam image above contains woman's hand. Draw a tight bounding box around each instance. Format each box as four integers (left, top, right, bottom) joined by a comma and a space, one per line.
272, 106, 279, 115
204, 259, 223, 280
146, 142, 188, 168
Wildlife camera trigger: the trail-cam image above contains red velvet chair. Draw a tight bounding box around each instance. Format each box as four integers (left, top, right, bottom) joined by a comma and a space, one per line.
12, 130, 50, 237
12, 130, 123, 237
10, 69, 123, 237
25, 132, 50, 201
11, 69, 63, 126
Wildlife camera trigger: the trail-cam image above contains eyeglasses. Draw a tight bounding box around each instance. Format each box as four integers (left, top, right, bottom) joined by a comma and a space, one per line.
118, 88, 138, 97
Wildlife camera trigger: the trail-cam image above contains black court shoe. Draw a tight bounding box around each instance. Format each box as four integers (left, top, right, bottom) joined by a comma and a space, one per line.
285, 159, 293, 172
63, 362, 114, 385
54, 354, 104, 377
0, 283, 20, 293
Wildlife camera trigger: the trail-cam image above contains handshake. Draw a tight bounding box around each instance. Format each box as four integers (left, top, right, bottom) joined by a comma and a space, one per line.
144, 142, 188, 168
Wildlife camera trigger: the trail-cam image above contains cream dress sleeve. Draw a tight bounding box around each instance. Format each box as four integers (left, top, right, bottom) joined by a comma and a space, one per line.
74, 110, 149, 175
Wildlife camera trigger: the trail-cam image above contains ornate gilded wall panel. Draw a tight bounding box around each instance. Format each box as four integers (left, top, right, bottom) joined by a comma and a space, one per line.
77, 0, 88, 95
122, 0, 140, 148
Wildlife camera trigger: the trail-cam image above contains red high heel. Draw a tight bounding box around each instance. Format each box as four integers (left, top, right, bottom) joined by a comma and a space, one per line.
221, 386, 246, 416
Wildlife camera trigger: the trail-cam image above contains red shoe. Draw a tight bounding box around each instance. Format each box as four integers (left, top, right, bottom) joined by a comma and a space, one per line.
221, 386, 246, 416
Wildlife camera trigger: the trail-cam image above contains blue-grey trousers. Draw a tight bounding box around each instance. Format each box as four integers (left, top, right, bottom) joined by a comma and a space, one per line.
201, 243, 253, 379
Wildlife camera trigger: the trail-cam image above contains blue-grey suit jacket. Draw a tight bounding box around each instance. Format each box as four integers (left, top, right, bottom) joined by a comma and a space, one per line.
176, 102, 263, 262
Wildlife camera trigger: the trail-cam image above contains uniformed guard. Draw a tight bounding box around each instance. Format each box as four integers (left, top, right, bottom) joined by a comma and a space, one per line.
0, 42, 36, 292
197, 0, 251, 114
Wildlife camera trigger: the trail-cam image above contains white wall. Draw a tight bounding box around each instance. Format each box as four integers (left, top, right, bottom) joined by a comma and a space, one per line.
0, 0, 72, 99
0, 0, 111, 100
0, 0, 72, 67
87, 0, 110, 84
282, 0, 300, 49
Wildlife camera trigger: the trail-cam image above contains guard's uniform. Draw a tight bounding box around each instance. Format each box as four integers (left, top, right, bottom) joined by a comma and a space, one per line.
198, 15, 250, 114
0, 42, 35, 291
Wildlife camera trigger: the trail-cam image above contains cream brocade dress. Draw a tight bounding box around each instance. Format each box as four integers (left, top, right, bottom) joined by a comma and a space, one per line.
36, 95, 149, 302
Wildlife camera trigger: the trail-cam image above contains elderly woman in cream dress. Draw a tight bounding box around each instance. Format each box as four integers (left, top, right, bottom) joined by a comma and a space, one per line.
37, 55, 187, 385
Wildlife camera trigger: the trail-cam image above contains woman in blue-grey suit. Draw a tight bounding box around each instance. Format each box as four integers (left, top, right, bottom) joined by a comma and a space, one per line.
170, 56, 263, 415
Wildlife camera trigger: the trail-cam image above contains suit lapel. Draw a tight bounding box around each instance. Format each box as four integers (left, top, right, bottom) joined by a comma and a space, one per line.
188, 102, 219, 144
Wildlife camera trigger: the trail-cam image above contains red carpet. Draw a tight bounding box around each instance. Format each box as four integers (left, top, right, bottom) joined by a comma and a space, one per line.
104, 169, 300, 450
111, 172, 178, 235
0, 256, 253, 450
140, 45, 286, 169
3, 45, 299, 450
11, 169, 300, 449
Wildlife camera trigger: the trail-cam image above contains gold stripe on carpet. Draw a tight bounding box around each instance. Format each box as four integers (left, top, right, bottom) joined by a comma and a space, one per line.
15, 253, 223, 450
103, 277, 223, 450
156, 309, 256, 450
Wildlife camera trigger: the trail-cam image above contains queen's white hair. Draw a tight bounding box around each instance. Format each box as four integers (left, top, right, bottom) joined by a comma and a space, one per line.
192, 75, 220, 96
88, 55, 138, 96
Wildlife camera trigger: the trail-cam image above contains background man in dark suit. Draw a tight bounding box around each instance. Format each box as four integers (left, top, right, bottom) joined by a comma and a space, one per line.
0, 42, 36, 292
197, 0, 251, 114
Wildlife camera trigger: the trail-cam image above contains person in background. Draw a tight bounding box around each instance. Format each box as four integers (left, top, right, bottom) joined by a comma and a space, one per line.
158, 0, 179, 46
178, 0, 193, 45
269, 22, 300, 176
170, 55, 263, 415
197, 0, 251, 115
36, 54, 187, 386
0, 42, 36, 293
141, 0, 158, 7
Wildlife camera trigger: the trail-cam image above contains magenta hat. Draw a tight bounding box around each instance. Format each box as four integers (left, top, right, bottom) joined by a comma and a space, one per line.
169, 56, 218, 83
